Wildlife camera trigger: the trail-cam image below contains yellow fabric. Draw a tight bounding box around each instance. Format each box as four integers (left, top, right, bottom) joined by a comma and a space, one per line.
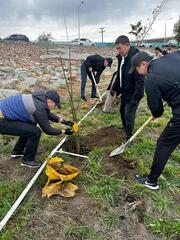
42, 157, 80, 198
72, 123, 79, 133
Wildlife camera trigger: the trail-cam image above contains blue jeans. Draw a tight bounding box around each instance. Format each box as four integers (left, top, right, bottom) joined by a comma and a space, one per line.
81, 63, 96, 97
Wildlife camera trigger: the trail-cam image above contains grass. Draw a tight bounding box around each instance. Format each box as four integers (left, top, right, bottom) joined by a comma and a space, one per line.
86, 175, 124, 208
147, 218, 180, 239
0, 92, 180, 239
65, 225, 99, 240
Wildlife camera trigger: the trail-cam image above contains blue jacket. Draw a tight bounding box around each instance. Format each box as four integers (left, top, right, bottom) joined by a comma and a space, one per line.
0, 91, 61, 135
0, 95, 32, 122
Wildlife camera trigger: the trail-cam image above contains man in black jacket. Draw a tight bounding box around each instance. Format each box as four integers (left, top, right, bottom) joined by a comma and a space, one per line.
111, 35, 144, 140
81, 54, 113, 102
129, 51, 180, 190
0, 90, 74, 168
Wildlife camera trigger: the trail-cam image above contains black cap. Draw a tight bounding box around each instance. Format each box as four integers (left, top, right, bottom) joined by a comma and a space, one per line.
129, 51, 153, 74
46, 90, 61, 109
106, 58, 113, 67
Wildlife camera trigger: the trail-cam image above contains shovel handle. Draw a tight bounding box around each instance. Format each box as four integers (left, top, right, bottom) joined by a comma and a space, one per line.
127, 116, 153, 144
127, 102, 167, 144
90, 72, 102, 101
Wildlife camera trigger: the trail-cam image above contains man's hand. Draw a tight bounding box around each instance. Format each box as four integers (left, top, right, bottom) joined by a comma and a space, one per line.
88, 67, 93, 72
63, 128, 74, 135
61, 119, 74, 127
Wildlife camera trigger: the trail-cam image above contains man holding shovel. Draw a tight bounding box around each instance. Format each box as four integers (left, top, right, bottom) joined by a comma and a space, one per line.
80, 54, 113, 102
110, 35, 144, 140
0, 90, 74, 168
129, 51, 180, 190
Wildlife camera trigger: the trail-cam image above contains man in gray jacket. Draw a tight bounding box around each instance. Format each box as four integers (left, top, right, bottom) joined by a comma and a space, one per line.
0, 90, 74, 168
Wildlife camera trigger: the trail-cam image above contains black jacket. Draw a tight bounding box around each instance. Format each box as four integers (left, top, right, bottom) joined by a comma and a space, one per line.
112, 47, 144, 103
83, 54, 106, 83
32, 91, 61, 135
145, 52, 180, 117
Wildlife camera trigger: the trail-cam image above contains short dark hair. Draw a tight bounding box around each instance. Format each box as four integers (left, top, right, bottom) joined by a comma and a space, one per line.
115, 35, 130, 45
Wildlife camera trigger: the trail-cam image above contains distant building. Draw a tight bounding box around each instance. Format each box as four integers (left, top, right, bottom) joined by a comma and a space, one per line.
131, 36, 176, 47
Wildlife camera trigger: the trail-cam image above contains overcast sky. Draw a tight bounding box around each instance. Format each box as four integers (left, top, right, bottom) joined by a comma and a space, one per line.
0, 0, 179, 42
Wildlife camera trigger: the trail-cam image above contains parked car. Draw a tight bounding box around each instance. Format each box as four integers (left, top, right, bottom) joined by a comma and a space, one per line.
139, 42, 152, 47
4, 34, 29, 42
70, 38, 96, 46
163, 39, 178, 47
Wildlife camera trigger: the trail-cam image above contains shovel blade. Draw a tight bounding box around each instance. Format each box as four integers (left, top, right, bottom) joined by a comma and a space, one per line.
109, 144, 125, 157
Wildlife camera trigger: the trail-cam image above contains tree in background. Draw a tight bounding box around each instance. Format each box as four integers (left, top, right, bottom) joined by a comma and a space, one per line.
129, 20, 147, 46
38, 32, 53, 42
129, 0, 169, 45
173, 17, 180, 45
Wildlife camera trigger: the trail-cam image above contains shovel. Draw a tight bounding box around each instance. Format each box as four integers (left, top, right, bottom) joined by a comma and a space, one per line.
110, 116, 153, 157
91, 72, 102, 102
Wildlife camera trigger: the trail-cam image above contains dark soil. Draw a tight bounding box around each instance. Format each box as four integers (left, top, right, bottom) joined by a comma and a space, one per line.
63, 125, 125, 153
0, 126, 160, 240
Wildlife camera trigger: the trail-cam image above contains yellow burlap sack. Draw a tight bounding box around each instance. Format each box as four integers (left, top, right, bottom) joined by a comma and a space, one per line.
42, 157, 80, 198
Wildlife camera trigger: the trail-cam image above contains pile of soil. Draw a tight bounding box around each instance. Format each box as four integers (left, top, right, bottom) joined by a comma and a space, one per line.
63, 125, 125, 154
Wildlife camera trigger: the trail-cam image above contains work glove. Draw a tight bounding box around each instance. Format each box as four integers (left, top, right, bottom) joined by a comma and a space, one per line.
61, 119, 74, 127
64, 128, 74, 135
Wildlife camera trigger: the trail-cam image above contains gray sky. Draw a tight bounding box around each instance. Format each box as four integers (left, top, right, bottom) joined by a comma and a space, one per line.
0, 0, 179, 42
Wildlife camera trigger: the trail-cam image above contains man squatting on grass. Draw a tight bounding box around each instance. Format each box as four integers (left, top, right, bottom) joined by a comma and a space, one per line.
0, 90, 74, 168
80, 54, 113, 102
108, 35, 144, 140
129, 51, 180, 190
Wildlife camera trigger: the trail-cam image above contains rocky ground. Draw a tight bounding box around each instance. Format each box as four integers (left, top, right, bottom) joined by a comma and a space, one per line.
0, 41, 117, 99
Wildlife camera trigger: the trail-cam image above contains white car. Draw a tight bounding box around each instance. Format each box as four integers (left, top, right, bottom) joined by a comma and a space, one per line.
139, 42, 152, 47
70, 38, 96, 46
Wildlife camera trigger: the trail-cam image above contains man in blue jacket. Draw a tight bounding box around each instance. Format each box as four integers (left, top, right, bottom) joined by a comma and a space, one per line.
129, 51, 180, 190
0, 90, 74, 168
81, 54, 113, 102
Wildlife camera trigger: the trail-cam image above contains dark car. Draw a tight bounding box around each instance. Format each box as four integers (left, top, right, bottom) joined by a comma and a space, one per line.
4, 34, 29, 42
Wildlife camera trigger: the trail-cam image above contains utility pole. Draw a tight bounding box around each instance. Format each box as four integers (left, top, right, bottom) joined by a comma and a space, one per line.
99, 27, 105, 43
78, 1, 85, 41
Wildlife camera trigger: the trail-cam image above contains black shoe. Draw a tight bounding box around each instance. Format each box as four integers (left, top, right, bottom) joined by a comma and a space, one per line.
135, 175, 159, 190
21, 159, 41, 168
11, 151, 24, 158
91, 95, 99, 99
81, 96, 87, 102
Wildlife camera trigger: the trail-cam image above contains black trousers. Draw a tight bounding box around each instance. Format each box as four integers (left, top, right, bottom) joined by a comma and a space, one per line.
120, 99, 140, 136
0, 119, 41, 162
149, 114, 180, 182
81, 63, 97, 97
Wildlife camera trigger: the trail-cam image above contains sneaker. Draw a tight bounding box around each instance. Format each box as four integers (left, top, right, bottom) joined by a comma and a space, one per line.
81, 96, 87, 102
11, 151, 24, 158
135, 175, 159, 190
21, 159, 41, 168
91, 95, 99, 99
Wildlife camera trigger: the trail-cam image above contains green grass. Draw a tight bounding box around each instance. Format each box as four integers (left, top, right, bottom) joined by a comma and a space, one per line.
0, 181, 25, 219
147, 218, 180, 239
65, 225, 99, 240
87, 175, 124, 208
99, 213, 120, 228
0, 93, 180, 239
